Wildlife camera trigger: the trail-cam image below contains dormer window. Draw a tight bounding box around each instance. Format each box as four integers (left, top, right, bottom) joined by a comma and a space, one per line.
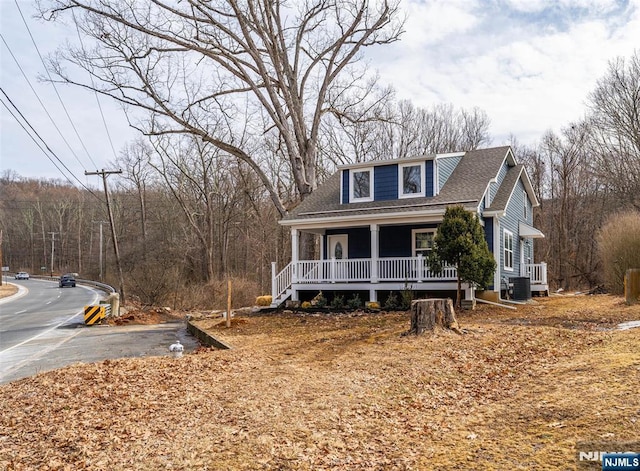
399, 163, 425, 198
351, 168, 373, 202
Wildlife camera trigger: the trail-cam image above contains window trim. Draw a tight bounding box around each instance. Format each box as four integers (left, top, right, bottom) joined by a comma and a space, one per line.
504, 229, 514, 271
350, 167, 374, 202
412, 228, 436, 258
523, 189, 528, 220
398, 162, 425, 199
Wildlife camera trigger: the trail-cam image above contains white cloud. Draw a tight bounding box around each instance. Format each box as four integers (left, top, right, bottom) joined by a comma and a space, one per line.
401, 0, 480, 47
372, 0, 640, 146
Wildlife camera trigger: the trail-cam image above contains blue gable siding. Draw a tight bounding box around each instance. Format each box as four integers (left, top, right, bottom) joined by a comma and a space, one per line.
374, 165, 398, 201
342, 170, 349, 204
499, 178, 529, 276
342, 160, 436, 203
437, 155, 462, 191
426, 160, 434, 197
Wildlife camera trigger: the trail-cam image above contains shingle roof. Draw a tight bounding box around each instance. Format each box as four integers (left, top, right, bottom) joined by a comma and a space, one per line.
486, 164, 524, 212
437, 146, 511, 203
282, 146, 512, 224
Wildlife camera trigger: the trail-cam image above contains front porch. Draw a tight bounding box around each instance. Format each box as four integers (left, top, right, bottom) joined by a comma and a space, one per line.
520, 262, 549, 296
270, 257, 548, 307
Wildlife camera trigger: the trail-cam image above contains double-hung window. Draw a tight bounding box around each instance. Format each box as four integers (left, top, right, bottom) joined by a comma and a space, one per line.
399, 163, 424, 198
351, 168, 373, 202
504, 229, 514, 271
413, 229, 435, 259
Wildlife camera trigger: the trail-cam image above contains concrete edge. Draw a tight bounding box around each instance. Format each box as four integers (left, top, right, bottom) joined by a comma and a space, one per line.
186, 320, 233, 350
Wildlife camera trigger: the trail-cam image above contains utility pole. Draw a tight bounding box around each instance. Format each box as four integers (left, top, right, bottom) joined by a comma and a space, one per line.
48, 232, 58, 276
86, 169, 125, 303
0, 229, 3, 286
92, 221, 108, 281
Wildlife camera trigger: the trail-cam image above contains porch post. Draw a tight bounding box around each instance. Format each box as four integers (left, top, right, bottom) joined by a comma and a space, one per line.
271, 262, 277, 300
331, 257, 336, 283
291, 229, 299, 284
370, 224, 379, 283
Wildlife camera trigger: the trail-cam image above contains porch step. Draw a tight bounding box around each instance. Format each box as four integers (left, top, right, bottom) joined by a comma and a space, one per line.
270, 289, 292, 308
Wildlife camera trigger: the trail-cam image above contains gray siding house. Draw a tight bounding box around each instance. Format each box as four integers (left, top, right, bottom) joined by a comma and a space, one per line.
271, 146, 548, 307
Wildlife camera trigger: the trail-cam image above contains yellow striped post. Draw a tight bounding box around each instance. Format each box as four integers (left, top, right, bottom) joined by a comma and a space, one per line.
84, 305, 105, 325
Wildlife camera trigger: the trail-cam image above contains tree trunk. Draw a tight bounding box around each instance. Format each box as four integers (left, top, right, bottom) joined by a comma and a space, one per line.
409, 298, 461, 335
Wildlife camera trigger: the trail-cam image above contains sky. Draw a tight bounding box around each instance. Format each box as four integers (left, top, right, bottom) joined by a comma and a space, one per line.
1, 0, 639, 183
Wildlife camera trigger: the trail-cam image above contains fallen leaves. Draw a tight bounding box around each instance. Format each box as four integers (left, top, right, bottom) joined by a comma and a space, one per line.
0, 295, 639, 470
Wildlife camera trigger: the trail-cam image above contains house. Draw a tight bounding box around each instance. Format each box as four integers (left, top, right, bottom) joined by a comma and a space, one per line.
270, 146, 548, 307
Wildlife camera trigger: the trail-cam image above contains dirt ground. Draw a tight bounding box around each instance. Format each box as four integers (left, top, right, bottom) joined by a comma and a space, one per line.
1, 294, 639, 470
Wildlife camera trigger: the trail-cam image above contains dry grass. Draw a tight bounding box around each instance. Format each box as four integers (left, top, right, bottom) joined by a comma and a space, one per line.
597, 210, 640, 293
0, 283, 18, 299
1, 294, 639, 470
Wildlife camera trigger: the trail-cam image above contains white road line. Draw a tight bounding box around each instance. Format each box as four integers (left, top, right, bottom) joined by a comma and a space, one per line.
0, 328, 85, 380
0, 291, 100, 355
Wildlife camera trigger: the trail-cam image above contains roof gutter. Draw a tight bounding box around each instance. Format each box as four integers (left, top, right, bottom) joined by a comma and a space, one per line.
281, 199, 479, 227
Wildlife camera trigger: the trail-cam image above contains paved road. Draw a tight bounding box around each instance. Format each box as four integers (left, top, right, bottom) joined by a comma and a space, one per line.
0, 277, 199, 384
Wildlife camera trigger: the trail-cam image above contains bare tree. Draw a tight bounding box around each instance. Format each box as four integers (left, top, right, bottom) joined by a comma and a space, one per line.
116, 139, 155, 259
146, 134, 245, 281
395, 103, 491, 157
39, 0, 403, 261
321, 99, 492, 164
588, 51, 640, 209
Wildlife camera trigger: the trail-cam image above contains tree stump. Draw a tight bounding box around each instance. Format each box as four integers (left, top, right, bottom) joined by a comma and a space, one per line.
625, 269, 640, 305
409, 298, 461, 335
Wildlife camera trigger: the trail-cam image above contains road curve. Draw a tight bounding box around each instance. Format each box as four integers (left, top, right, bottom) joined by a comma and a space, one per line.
0, 278, 198, 384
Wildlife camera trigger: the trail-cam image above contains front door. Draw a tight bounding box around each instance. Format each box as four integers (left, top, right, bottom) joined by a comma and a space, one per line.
327, 235, 348, 280
328, 235, 348, 260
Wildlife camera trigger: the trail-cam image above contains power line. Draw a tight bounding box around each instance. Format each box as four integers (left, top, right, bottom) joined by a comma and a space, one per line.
13, 0, 100, 170
0, 91, 76, 187
0, 87, 102, 201
0, 33, 91, 173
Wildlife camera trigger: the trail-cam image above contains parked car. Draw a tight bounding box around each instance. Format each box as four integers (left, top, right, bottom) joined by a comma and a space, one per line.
59, 274, 76, 288
14, 272, 30, 280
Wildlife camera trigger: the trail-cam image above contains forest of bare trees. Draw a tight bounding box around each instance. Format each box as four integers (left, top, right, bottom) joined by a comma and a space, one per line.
0, 97, 495, 307
1, 1, 638, 307
518, 52, 640, 291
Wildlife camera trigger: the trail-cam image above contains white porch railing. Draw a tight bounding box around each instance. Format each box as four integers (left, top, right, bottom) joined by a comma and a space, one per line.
272, 261, 292, 302
272, 259, 548, 305
277, 257, 457, 285
295, 259, 372, 282
520, 262, 548, 285
377, 257, 457, 281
